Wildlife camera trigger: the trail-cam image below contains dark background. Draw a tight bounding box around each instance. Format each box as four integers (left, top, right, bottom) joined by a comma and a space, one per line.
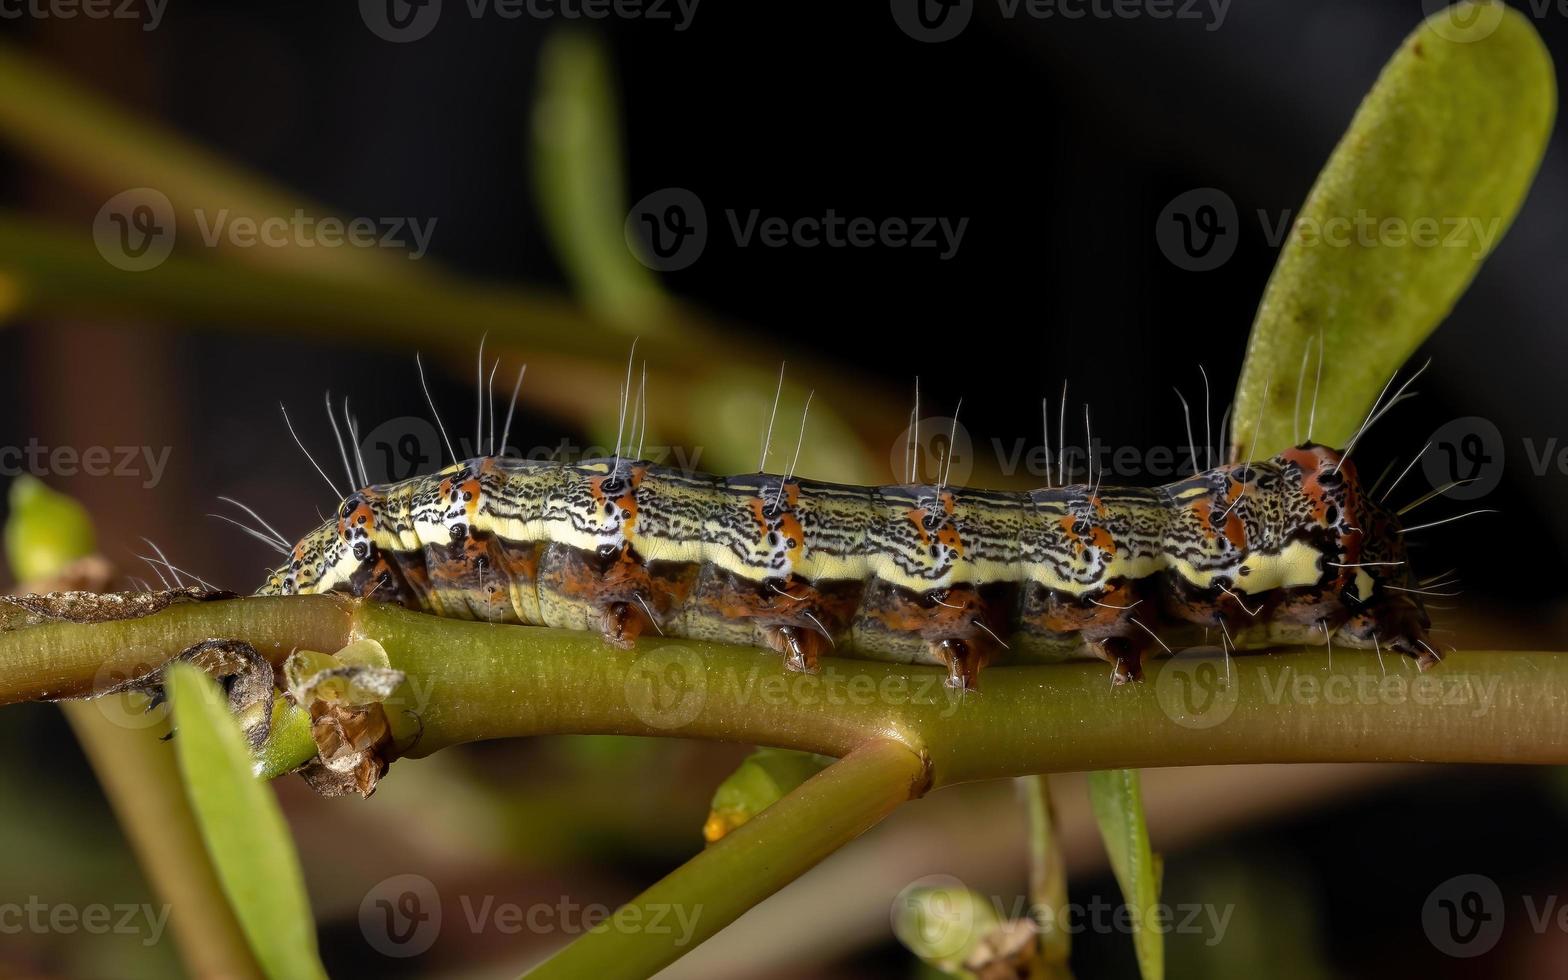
0, 1, 1566, 977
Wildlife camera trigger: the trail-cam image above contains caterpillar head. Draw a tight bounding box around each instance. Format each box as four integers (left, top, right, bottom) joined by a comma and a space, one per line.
1280, 444, 1434, 663
258, 517, 344, 596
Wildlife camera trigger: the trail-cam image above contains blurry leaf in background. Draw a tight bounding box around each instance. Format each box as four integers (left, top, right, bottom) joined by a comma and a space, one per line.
892, 880, 1005, 977
167, 664, 327, 980
533, 31, 669, 329
704, 747, 835, 843
4, 474, 95, 584
1231, 0, 1555, 459
1087, 768, 1163, 980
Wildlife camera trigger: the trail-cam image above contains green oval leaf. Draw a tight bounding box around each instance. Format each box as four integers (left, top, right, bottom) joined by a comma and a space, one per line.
1088, 768, 1163, 980
4, 474, 95, 582
704, 747, 834, 842
167, 663, 327, 980
1232, 1, 1554, 459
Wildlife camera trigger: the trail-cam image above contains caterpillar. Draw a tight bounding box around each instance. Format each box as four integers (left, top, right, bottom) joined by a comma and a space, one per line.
251, 369, 1436, 691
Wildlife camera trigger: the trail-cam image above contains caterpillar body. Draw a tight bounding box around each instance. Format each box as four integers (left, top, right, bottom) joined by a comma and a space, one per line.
257, 442, 1433, 690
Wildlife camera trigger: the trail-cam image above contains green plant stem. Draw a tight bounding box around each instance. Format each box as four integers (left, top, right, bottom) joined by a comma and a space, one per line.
5, 599, 1567, 781
523, 738, 925, 980
0, 594, 352, 702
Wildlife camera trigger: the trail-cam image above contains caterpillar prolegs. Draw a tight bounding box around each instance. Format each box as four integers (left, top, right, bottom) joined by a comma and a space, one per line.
256, 437, 1434, 690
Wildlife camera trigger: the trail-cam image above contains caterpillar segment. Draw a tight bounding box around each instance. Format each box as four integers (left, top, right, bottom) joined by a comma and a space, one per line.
258, 443, 1434, 691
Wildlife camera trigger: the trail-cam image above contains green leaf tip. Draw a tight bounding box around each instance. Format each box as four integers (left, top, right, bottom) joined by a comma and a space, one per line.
167, 664, 327, 980
1233, 0, 1555, 460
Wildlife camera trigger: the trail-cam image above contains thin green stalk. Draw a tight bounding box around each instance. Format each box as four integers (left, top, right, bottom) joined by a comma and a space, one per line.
1021, 775, 1072, 973
522, 738, 925, 980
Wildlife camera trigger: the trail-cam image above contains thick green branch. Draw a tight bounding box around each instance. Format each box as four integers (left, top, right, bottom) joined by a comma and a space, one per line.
523, 739, 924, 979
4, 597, 1566, 785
